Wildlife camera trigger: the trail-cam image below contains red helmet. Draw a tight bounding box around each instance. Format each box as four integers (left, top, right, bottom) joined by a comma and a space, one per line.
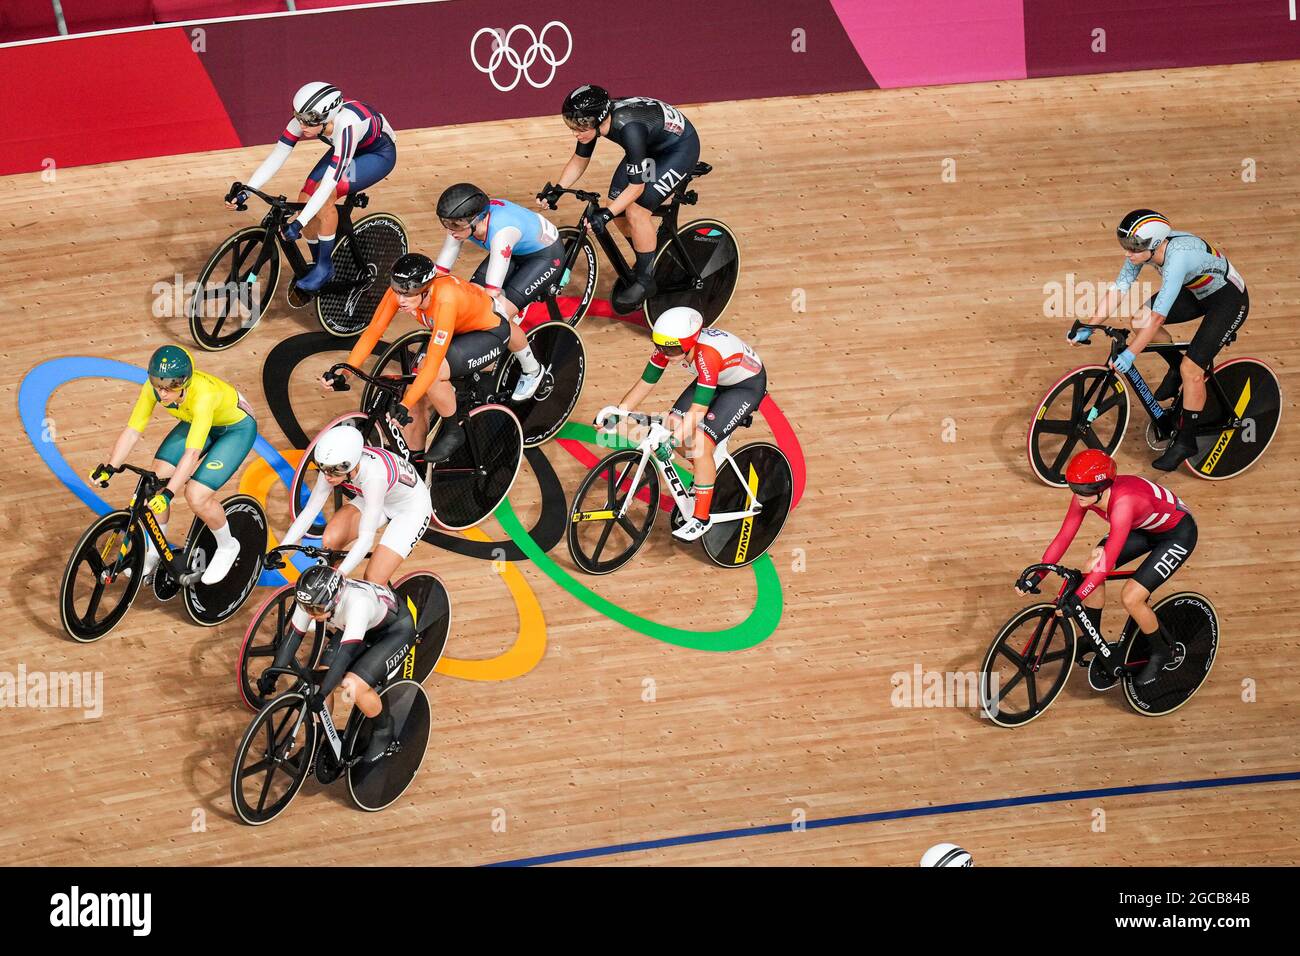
1065, 449, 1117, 495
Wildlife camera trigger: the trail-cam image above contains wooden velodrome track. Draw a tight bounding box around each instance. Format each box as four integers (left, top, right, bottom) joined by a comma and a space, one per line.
2, 60, 1297, 866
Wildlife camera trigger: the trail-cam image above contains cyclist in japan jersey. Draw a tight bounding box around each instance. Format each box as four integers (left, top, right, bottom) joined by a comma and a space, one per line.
226, 81, 397, 292
544, 85, 701, 312
1020, 450, 1198, 686
602, 308, 765, 543
1076, 210, 1248, 471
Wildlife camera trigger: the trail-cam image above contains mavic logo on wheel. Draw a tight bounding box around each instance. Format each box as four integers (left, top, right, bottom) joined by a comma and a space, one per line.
471, 22, 572, 92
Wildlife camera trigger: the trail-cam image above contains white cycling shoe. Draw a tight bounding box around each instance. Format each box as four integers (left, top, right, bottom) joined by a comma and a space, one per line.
201, 539, 241, 585
512, 366, 544, 402
672, 516, 713, 543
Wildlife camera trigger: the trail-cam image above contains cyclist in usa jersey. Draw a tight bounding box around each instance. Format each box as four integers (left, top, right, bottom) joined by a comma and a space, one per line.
433, 184, 557, 402
602, 308, 765, 543
545, 85, 702, 313
1073, 210, 1249, 471
1018, 450, 1198, 687
279, 425, 432, 586
225, 82, 398, 293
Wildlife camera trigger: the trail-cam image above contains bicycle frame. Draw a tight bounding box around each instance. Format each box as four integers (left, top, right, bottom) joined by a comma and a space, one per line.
1018, 562, 1137, 665
102, 465, 200, 586
232, 184, 369, 285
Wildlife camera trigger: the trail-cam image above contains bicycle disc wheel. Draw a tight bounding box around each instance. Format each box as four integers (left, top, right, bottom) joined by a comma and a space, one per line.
189, 226, 281, 351
346, 681, 431, 812
1122, 592, 1220, 716
645, 218, 740, 329
289, 411, 377, 531
494, 321, 586, 447
702, 442, 793, 568
522, 226, 598, 328
566, 449, 661, 575
237, 584, 326, 711
427, 405, 523, 531
979, 605, 1076, 727
1027, 365, 1130, 487
317, 212, 408, 337
59, 511, 146, 642
393, 571, 452, 685
231, 692, 319, 826
361, 329, 427, 414
1184, 357, 1283, 480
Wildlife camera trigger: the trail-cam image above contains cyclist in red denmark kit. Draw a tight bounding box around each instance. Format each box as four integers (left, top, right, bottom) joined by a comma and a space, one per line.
1017, 450, 1198, 686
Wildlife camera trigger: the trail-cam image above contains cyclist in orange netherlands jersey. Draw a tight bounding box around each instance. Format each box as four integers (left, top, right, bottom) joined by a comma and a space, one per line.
1018, 449, 1198, 687
601, 307, 766, 543
90, 345, 258, 585
329, 253, 518, 462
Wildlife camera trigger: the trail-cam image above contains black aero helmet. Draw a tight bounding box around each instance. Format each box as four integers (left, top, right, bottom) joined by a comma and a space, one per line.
390, 252, 437, 294
561, 84, 611, 130
295, 564, 344, 614
436, 183, 489, 224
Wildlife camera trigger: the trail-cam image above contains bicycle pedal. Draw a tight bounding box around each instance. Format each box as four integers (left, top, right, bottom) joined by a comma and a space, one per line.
1087, 656, 1120, 692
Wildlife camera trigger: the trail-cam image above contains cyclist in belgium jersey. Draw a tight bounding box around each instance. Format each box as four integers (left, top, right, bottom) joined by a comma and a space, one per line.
1073, 210, 1249, 471
1018, 449, 1198, 687
328, 254, 529, 463
278, 425, 432, 586
225, 82, 397, 293
597, 307, 765, 542
544, 85, 701, 313
90, 345, 258, 585
259, 565, 414, 763
431, 182, 552, 402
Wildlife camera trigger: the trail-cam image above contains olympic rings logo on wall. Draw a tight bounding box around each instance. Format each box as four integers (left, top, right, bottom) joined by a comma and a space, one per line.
471, 21, 573, 92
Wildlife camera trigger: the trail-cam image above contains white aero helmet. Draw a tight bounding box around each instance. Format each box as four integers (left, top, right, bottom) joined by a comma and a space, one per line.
1116, 209, 1172, 253
293, 82, 344, 126
314, 424, 364, 476
650, 306, 704, 352
920, 843, 973, 867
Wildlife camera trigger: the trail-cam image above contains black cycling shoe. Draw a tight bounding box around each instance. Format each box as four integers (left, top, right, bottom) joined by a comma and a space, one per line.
1153, 432, 1197, 471
1135, 632, 1174, 686
363, 710, 396, 763
256, 672, 278, 698
1154, 366, 1183, 402
426, 421, 466, 463
611, 276, 656, 314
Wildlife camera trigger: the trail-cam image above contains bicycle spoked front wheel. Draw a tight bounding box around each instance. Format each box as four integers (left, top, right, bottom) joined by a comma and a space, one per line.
189, 226, 281, 351
230, 692, 319, 826
1182, 357, 1282, 480
317, 212, 408, 337
701, 442, 793, 568
645, 218, 740, 329
566, 449, 661, 574
362, 329, 427, 413
1027, 365, 1130, 487
237, 583, 326, 712
538, 226, 598, 327
1121, 591, 1220, 716
427, 405, 523, 530
60, 510, 147, 642
980, 604, 1077, 727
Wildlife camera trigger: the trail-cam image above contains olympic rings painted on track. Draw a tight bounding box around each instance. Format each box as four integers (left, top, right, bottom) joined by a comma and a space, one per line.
470, 21, 572, 93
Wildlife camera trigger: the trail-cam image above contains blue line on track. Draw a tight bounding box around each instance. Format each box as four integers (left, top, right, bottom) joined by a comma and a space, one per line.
488, 770, 1300, 866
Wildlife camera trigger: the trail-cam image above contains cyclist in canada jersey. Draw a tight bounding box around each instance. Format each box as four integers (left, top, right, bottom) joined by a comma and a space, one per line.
225, 82, 397, 293
279, 425, 432, 587
1018, 450, 1198, 686
90, 345, 257, 586
600, 308, 765, 543
432, 184, 556, 402
328, 254, 525, 464
260, 566, 415, 763
1074, 210, 1249, 471
544, 85, 701, 313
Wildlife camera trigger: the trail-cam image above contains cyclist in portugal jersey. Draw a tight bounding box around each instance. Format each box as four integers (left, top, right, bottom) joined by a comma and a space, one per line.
1074, 210, 1249, 472
545, 85, 701, 313
260, 565, 415, 763
1019, 450, 1198, 686
90, 345, 258, 586
225, 81, 397, 293
599, 308, 765, 543
279, 425, 432, 586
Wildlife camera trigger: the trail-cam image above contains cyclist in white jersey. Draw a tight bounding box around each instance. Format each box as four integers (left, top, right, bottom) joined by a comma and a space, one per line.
597, 308, 766, 543
225, 82, 398, 293
281, 426, 432, 585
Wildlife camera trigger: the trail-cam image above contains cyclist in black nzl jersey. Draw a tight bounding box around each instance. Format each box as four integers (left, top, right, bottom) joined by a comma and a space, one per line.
544, 84, 701, 314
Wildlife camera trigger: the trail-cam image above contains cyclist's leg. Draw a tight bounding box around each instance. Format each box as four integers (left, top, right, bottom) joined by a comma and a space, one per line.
426, 324, 508, 460
344, 613, 417, 761
673, 371, 763, 540
1075, 529, 1154, 660
1156, 286, 1249, 470
1123, 516, 1198, 683
295, 148, 344, 290
322, 501, 365, 553
189, 416, 258, 583
142, 422, 192, 574
1146, 288, 1202, 400
364, 502, 431, 586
